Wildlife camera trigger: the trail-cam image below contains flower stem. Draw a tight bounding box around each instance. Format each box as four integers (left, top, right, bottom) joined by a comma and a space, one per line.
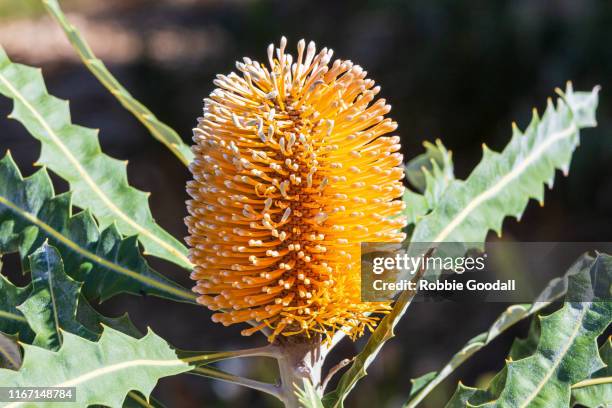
275, 337, 325, 407
178, 344, 281, 366
189, 366, 282, 398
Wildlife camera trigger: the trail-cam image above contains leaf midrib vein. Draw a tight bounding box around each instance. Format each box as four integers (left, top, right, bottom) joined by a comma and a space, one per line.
0, 70, 190, 266
43, 0, 190, 166
432, 123, 578, 243
517, 304, 588, 408
0, 310, 27, 322
42, 246, 62, 345
0, 341, 19, 369
0, 194, 195, 301
4, 357, 186, 408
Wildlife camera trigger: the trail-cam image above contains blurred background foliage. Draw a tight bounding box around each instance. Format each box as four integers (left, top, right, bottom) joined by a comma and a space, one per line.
0, 0, 611, 407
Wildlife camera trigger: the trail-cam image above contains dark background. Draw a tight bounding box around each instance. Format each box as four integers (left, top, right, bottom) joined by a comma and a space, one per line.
1, 0, 611, 407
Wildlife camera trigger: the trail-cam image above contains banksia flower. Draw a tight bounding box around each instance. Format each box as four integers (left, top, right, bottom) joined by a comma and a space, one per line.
185, 37, 406, 342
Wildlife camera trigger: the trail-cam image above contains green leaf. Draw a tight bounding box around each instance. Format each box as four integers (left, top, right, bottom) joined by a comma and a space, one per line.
295, 379, 325, 408
91, 391, 168, 408
411, 84, 599, 244
76, 299, 141, 340
403, 253, 589, 408
18, 243, 96, 350
323, 284, 419, 408
444, 383, 477, 408
445, 367, 508, 408
122, 392, 167, 408
0, 273, 31, 341
0, 152, 195, 303
403, 140, 454, 226
0, 47, 192, 269
507, 316, 540, 361
40, 0, 194, 167
328, 84, 600, 408
0, 326, 191, 408
571, 337, 612, 407
446, 253, 612, 407
405, 139, 454, 193
407, 371, 437, 400
17, 243, 141, 352
402, 189, 430, 227
1, 246, 171, 407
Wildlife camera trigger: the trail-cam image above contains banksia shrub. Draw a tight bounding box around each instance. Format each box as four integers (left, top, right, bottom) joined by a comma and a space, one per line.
185, 37, 407, 342
1, 1, 607, 406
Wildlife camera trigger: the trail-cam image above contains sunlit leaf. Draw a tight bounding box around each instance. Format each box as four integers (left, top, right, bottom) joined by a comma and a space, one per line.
444, 253, 612, 407
0, 326, 191, 408
405, 139, 454, 193
403, 139, 454, 226
41, 0, 194, 167
295, 379, 325, 408
0, 273, 31, 341
323, 284, 419, 408
412, 84, 599, 244
325, 85, 600, 408
0, 152, 195, 303
571, 337, 612, 407
0, 47, 192, 268
17, 243, 140, 351
403, 253, 591, 408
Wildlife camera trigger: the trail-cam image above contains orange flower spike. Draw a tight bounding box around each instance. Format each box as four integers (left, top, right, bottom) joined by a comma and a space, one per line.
185, 37, 407, 342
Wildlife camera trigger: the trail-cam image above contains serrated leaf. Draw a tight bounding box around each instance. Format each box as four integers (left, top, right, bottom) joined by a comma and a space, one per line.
407, 371, 437, 400
507, 315, 540, 361
403, 253, 589, 408
323, 285, 419, 408
444, 382, 478, 408
121, 392, 167, 408
0, 326, 191, 408
0, 47, 192, 269
76, 299, 141, 340
0, 273, 31, 341
405, 139, 454, 193
0, 152, 195, 303
18, 243, 96, 350
403, 140, 454, 226
445, 367, 508, 408
572, 337, 612, 407
403, 189, 430, 227
327, 85, 600, 408
91, 391, 167, 408
41, 0, 193, 167
295, 379, 325, 408
1, 245, 153, 403
2, 248, 159, 406
446, 253, 612, 407
17, 243, 141, 352
411, 84, 599, 244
